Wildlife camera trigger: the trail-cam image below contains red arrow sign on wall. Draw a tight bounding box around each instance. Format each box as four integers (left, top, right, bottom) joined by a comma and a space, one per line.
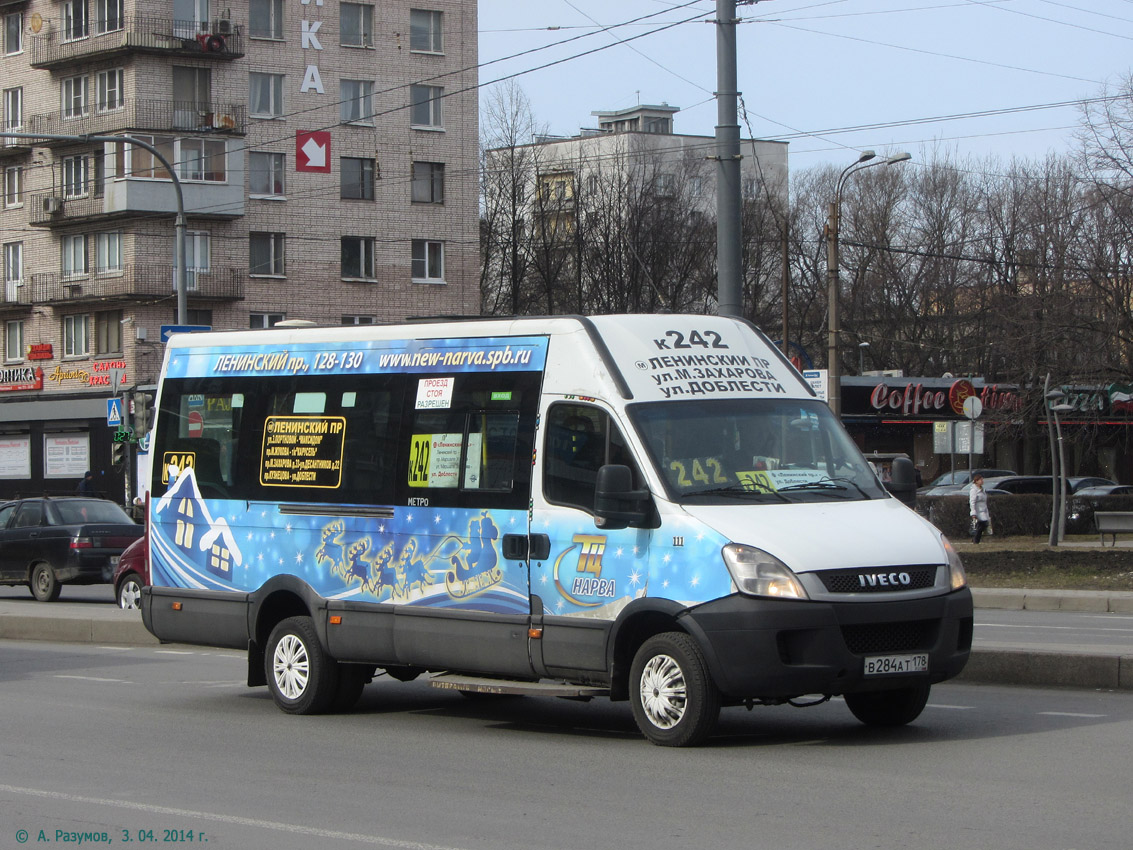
296, 131, 331, 173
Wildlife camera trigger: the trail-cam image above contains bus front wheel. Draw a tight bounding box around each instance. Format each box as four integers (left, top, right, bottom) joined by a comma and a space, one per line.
629, 632, 720, 747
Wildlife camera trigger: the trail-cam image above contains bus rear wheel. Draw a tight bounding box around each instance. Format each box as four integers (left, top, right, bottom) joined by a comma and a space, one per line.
265, 616, 339, 715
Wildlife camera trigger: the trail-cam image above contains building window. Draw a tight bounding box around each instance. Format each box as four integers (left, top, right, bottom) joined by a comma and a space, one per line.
62, 155, 89, 198
3, 242, 21, 301
95, 309, 123, 354
411, 161, 444, 204
249, 152, 285, 196
340, 79, 374, 124
5, 319, 23, 361
118, 134, 175, 179
96, 69, 124, 112
4, 13, 21, 55
95, 0, 123, 34
249, 72, 284, 118
172, 65, 211, 129
410, 85, 443, 129
179, 138, 226, 182
4, 166, 22, 207
185, 231, 210, 274
4, 88, 22, 131
63, 0, 89, 41
61, 75, 89, 120
64, 314, 90, 357
411, 239, 444, 282
249, 0, 284, 39
341, 236, 375, 280
250, 312, 284, 329
62, 234, 89, 279
250, 232, 285, 276
173, 308, 212, 326
340, 3, 373, 47
410, 9, 442, 53
340, 157, 374, 200
96, 232, 123, 273
341, 315, 374, 325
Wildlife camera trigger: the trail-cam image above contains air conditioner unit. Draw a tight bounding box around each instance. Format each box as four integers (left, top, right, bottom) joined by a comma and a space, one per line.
212, 112, 237, 131
42, 196, 63, 215
214, 17, 232, 35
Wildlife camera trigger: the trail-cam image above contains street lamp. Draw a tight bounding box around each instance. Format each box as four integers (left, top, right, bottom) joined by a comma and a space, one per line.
858, 341, 870, 374
826, 151, 912, 416
1045, 384, 1075, 546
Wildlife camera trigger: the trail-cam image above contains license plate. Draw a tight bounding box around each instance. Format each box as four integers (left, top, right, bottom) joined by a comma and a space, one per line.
110, 555, 120, 566
864, 653, 928, 676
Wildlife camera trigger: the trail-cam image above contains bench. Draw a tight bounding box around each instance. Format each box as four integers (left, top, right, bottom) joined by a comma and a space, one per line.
1094, 511, 1133, 546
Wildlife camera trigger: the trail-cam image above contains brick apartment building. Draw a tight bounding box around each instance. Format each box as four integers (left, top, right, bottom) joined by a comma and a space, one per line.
0, 0, 479, 500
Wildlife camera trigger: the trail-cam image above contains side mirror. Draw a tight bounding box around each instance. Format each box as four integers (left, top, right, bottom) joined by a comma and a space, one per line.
594, 464, 652, 529
887, 457, 917, 508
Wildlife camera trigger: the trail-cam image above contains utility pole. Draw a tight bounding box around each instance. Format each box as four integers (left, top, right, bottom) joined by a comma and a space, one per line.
715, 0, 743, 318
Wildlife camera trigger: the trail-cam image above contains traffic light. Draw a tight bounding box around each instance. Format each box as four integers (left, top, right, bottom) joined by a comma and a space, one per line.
133, 392, 154, 436
111, 439, 127, 470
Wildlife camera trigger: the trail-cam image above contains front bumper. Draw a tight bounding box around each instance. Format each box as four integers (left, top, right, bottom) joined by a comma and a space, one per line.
681, 588, 974, 700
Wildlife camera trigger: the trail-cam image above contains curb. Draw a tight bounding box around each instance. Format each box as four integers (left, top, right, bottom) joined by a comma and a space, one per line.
3, 591, 1133, 692
958, 649, 1133, 691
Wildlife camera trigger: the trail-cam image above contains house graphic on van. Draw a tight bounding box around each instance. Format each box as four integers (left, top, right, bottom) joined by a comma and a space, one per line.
155, 466, 243, 582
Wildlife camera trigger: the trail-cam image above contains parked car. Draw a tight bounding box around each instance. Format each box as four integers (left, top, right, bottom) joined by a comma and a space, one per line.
979, 475, 1053, 495
0, 497, 143, 602
918, 468, 1016, 495
1066, 477, 1118, 493
113, 536, 149, 610
1066, 484, 1133, 534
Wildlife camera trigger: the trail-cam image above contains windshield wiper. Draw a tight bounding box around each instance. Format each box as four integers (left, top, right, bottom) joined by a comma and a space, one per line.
778, 477, 871, 499
681, 483, 789, 503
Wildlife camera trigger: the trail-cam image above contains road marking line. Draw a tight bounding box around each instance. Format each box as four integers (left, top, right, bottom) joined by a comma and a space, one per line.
52, 675, 130, 683
1039, 711, 1106, 718
926, 703, 973, 710
154, 649, 195, 655
0, 784, 470, 850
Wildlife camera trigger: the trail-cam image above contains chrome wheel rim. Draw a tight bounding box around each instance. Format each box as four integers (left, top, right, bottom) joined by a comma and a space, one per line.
639, 653, 686, 729
119, 580, 142, 610
273, 634, 310, 700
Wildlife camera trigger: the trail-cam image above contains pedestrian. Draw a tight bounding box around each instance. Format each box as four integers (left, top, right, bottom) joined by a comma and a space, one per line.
969, 473, 990, 544
77, 470, 96, 497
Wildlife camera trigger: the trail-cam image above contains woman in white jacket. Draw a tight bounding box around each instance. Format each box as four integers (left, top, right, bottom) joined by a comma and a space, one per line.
969, 474, 990, 543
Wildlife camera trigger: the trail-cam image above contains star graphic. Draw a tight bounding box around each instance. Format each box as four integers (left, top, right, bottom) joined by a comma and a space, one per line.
294, 551, 304, 565
628, 569, 642, 587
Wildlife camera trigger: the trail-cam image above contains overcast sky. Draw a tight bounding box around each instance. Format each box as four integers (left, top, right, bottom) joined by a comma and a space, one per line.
477, 0, 1132, 171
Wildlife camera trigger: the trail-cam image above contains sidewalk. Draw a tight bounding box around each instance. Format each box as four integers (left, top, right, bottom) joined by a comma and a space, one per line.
1, 590, 1132, 691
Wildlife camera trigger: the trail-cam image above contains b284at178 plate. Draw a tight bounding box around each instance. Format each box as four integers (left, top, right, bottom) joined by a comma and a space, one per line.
864, 653, 928, 676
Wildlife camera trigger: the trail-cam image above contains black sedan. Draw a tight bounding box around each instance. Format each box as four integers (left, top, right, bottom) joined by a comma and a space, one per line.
0, 497, 143, 602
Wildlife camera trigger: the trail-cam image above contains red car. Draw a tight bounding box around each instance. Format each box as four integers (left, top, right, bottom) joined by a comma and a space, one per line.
113, 536, 149, 610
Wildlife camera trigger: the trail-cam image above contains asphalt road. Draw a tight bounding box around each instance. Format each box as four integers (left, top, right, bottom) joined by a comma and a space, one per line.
1, 640, 1130, 850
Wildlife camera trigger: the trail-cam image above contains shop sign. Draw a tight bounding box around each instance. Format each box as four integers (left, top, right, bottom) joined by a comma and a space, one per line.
867, 378, 1023, 418
26, 343, 53, 361
47, 360, 128, 388
0, 365, 44, 392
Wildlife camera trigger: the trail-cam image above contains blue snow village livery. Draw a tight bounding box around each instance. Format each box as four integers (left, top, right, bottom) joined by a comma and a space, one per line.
141, 315, 972, 746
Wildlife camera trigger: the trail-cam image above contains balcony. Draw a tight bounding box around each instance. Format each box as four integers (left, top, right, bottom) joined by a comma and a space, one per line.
27, 266, 245, 305
1, 281, 34, 312
1, 131, 33, 158
29, 15, 244, 69
27, 100, 247, 142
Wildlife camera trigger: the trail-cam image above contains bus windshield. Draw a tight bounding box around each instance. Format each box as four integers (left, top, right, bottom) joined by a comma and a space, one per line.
628, 398, 889, 503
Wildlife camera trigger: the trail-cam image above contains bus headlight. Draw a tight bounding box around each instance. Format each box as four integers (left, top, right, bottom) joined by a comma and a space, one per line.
941, 534, 967, 590
722, 544, 808, 600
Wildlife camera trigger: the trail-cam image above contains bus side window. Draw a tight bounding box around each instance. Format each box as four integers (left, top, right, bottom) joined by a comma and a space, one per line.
544, 404, 641, 513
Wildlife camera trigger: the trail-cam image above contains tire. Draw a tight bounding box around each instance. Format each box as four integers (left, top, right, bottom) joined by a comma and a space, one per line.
845, 683, 931, 727
264, 616, 339, 715
331, 664, 371, 712
30, 563, 61, 603
629, 632, 720, 747
117, 573, 143, 610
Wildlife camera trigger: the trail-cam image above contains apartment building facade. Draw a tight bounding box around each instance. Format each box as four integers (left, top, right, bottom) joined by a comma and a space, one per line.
0, 0, 478, 500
